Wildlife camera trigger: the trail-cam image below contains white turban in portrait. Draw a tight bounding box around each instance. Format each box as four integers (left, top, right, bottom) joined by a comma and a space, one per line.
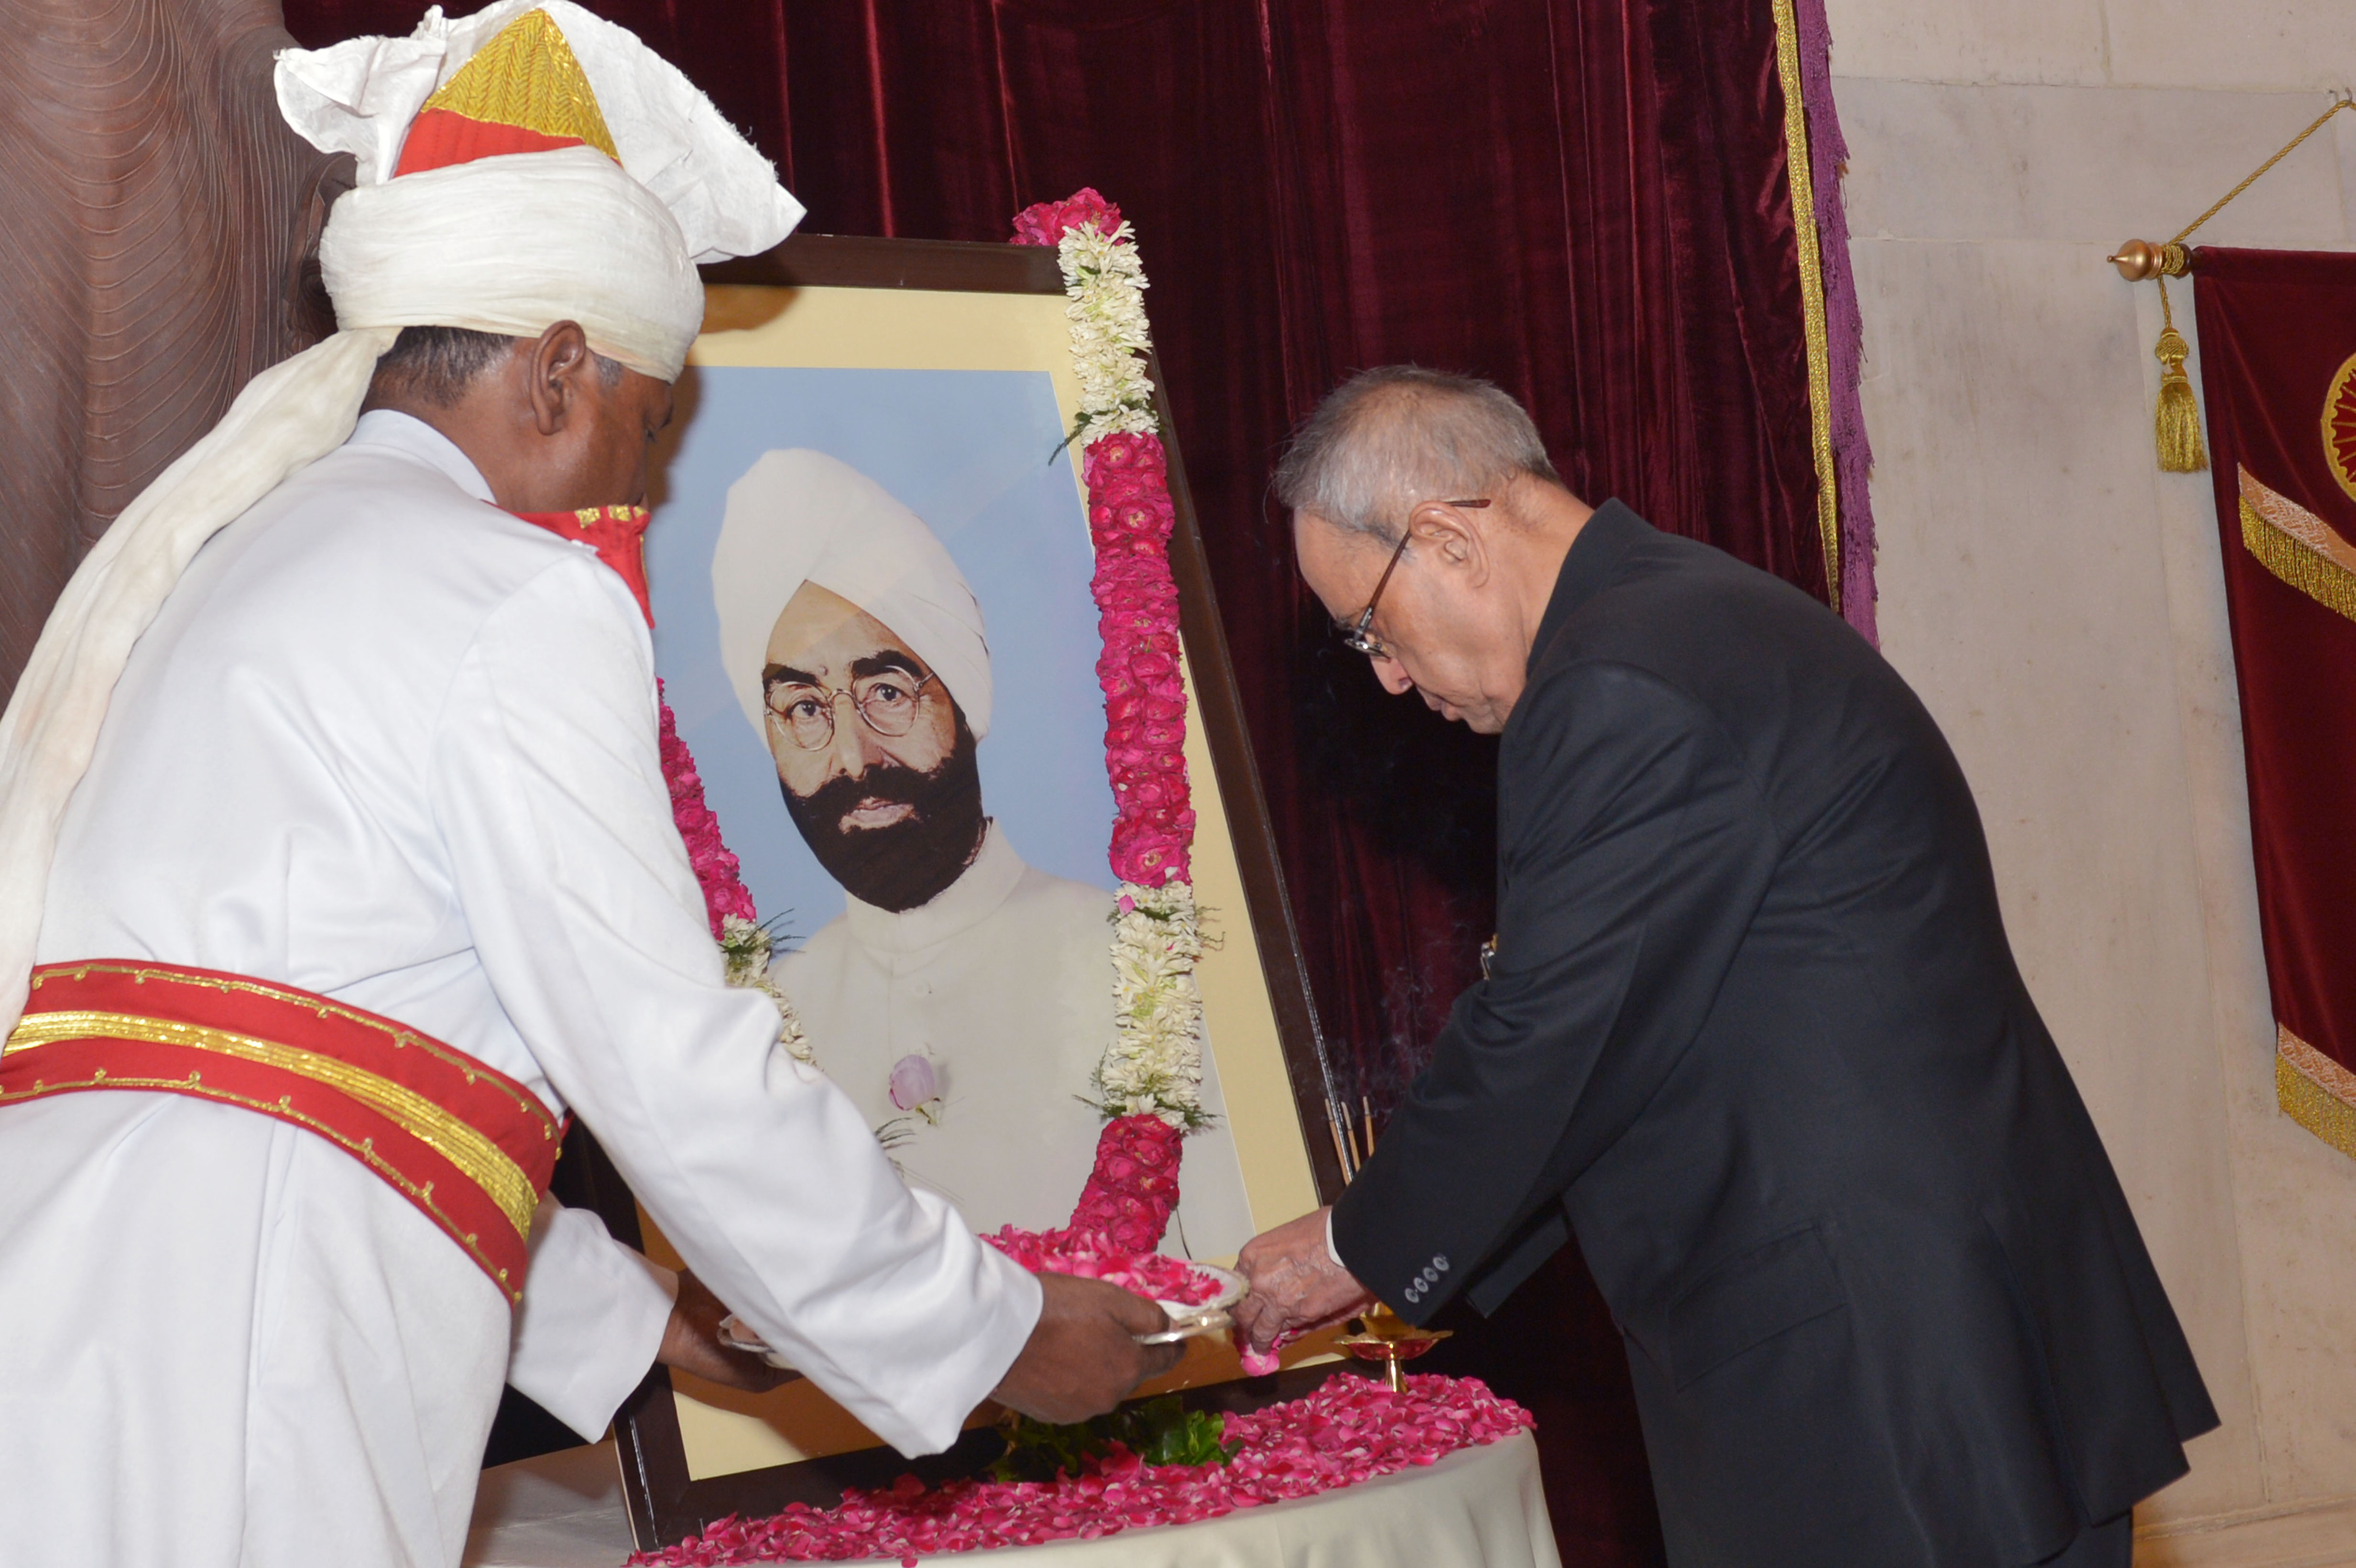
713, 449, 995, 745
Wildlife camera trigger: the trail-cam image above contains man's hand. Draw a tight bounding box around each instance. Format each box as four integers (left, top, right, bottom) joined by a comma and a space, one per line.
1233, 1207, 1375, 1353
990, 1272, 1182, 1425
657, 1270, 801, 1393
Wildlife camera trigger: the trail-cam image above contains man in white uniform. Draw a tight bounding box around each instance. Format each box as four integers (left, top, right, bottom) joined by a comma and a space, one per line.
0, 9, 1171, 1567
712, 449, 1255, 1252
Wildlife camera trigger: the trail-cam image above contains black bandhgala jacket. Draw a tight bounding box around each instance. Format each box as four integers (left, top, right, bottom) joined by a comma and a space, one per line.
1331, 502, 2216, 1567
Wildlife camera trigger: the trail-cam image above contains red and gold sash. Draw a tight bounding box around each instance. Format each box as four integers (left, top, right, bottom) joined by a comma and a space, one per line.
0, 962, 562, 1304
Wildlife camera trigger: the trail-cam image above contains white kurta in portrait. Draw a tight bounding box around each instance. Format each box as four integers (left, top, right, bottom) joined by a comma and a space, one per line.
0, 412, 1038, 1568
776, 823, 1258, 1258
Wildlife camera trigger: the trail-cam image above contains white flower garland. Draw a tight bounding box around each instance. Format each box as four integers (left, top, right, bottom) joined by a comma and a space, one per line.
1095, 882, 1207, 1127
718, 913, 812, 1065
1046, 211, 1211, 1133
1057, 221, 1160, 445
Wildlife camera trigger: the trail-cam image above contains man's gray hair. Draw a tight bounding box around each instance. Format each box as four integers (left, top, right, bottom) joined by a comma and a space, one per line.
1272, 366, 1562, 544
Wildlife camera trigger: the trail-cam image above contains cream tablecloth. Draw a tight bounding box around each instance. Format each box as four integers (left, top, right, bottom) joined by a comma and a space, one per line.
462, 1430, 1560, 1568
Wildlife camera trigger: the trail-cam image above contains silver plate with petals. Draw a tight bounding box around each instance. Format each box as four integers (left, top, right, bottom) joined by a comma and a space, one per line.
1134, 1263, 1246, 1345
718, 1263, 1248, 1363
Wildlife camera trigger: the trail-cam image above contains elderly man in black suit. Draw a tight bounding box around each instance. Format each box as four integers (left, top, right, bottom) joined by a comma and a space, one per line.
1235, 367, 2216, 1567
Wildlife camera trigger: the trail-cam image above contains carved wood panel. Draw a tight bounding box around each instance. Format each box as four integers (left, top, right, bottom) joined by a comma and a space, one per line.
0, 0, 338, 696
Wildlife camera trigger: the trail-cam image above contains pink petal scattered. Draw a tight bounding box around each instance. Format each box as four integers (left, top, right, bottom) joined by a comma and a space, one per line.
979, 1229, 1221, 1306
629, 1375, 1534, 1565
888, 1055, 939, 1112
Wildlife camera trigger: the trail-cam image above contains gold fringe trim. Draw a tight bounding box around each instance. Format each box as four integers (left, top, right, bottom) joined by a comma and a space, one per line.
2237, 466, 2356, 623
2278, 1024, 2356, 1161
423, 9, 618, 161
1769, 0, 1841, 615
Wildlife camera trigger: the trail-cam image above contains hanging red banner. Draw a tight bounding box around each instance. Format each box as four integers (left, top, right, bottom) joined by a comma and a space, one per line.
2192, 246, 2356, 1159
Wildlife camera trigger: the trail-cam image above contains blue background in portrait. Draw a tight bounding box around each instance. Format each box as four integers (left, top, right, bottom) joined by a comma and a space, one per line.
646, 366, 1115, 942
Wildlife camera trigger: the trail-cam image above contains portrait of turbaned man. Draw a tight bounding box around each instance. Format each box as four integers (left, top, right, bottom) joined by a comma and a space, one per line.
649, 365, 1257, 1260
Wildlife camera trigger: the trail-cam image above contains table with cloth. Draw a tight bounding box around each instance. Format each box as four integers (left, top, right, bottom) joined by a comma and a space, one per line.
464, 1431, 1559, 1568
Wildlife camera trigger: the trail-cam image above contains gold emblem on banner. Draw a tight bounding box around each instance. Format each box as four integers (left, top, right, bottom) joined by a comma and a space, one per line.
2324, 351, 2356, 503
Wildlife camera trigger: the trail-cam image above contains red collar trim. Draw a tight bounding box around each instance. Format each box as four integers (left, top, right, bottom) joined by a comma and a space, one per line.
510, 505, 654, 626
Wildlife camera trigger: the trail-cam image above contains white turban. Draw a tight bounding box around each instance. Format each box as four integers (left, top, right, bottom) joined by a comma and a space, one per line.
319, 148, 702, 380
0, 1, 802, 1031
713, 450, 995, 746
280, 0, 806, 380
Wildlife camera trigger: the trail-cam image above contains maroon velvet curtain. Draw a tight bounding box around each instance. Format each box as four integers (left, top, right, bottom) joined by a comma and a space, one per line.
285, 5, 1828, 1558
284, 0, 1826, 1100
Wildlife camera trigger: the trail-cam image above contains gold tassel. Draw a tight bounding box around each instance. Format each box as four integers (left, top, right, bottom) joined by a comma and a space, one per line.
2112, 102, 2356, 470
2154, 278, 2208, 473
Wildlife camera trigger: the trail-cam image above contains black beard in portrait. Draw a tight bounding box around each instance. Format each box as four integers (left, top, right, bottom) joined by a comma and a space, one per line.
782, 713, 989, 913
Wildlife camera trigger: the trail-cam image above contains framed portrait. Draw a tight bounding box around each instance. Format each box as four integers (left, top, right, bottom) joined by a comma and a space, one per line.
563, 235, 1351, 1548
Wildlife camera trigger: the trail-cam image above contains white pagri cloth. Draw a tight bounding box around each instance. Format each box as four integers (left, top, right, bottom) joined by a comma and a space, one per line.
0, 412, 1037, 1566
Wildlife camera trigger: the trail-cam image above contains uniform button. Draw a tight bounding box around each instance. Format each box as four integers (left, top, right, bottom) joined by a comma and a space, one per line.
1421, 1266, 1439, 1284
1433, 1255, 1450, 1272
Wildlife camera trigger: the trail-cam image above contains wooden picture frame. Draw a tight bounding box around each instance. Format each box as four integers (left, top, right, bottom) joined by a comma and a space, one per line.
555, 232, 1350, 1550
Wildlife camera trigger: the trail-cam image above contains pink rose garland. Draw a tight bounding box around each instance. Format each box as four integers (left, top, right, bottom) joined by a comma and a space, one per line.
973, 1111, 1185, 1289
1014, 193, 1195, 894
660, 686, 757, 937
1011, 192, 1205, 1255
1063, 1111, 1183, 1252
1086, 432, 1195, 889
1010, 186, 1124, 248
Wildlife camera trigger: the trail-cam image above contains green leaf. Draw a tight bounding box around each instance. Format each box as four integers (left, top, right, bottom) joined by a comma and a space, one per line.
987, 1399, 1233, 1483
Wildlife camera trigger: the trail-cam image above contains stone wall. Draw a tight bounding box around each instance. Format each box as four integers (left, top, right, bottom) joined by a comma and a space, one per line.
1821, 1, 2356, 1559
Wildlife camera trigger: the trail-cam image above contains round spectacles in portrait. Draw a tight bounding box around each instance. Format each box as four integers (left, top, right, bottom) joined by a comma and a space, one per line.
764, 671, 936, 750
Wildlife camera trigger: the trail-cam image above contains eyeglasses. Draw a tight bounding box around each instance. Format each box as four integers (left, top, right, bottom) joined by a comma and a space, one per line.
1339, 499, 1489, 658
764, 670, 936, 751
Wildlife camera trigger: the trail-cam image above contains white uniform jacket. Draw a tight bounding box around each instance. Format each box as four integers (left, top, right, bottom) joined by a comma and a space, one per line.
23, 410, 1040, 1456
